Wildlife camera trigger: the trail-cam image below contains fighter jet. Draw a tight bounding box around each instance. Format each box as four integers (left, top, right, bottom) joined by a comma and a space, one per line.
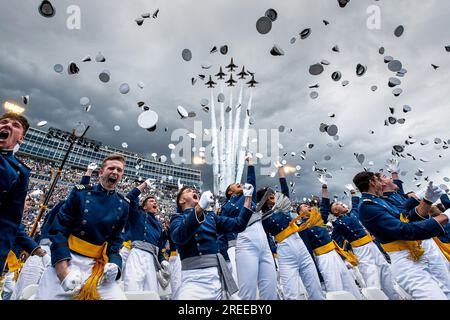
225, 58, 238, 72
246, 75, 258, 87
237, 66, 249, 79
215, 66, 226, 80
225, 74, 237, 87
205, 76, 217, 88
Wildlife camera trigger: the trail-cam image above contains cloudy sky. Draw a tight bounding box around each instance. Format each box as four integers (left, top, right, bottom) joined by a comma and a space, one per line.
1, 0, 449, 200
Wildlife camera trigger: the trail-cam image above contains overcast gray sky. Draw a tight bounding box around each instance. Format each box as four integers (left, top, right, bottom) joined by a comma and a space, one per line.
1, 0, 449, 200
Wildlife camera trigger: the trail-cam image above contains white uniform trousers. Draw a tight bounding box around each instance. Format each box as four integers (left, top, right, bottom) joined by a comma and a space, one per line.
422, 239, 450, 299
169, 254, 182, 299
123, 248, 158, 292
235, 221, 278, 300
11, 245, 51, 300
119, 246, 131, 270
278, 233, 324, 300
175, 266, 223, 300
316, 249, 363, 299
389, 250, 447, 300
1, 271, 15, 300
35, 252, 126, 300
353, 241, 401, 300
226, 245, 238, 284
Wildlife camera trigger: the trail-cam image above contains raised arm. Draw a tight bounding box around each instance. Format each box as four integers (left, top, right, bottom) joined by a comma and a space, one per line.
360, 201, 448, 241
320, 181, 330, 222
216, 184, 254, 234
275, 161, 290, 199
245, 155, 257, 202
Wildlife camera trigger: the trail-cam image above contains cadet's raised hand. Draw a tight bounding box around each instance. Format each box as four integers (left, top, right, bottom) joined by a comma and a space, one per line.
87, 162, 98, 171
344, 184, 355, 192
243, 183, 254, 197
424, 182, 443, 203
245, 152, 253, 165
386, 158, 400, 174
199, 191, 214, 210
318, 175, 327, 186
145, 178, 157, 189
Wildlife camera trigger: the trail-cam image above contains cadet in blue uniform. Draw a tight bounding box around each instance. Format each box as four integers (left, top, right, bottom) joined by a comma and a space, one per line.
123, 179, 170, 293
0, 112, 31, 271
257, 162, 324, 300
329, 186, 400, 299
170, 184, 254, 300
295, 183, 362, 299
353, 171, 450, 300
12, 165, 96, 300
36, 154, 130, 300
221, 155, 277, 300
162, 218, 181, 298
380, 168, 450, 298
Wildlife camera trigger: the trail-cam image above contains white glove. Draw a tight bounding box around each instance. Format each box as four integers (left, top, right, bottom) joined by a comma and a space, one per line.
87, 162, 98, 171
243, 183, 254, 197
318, 175, 327, 185
101, 263, 119, 283
199, 191, 214, 210
245, 152, 253, 164
274, 160, 283, 168
345, 184, 355, 192
415, 188, 426, 200
42, 253, 51, 268
145, 178, 156, 189
161, 260, 170, 273
60, 268, 82, 292
386, 158, 400, 174
424, 182, 443, 203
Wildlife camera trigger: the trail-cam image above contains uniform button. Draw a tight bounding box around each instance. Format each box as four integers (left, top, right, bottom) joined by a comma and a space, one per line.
118, 207, 122, 210
87, 192, 91, 196
116, 216, 120, 220
196, 243, 200, 246
199, 252, 202, 256
195, 234, 199, 237
84, 209, 88, 213
119, 200, 123, 203
82, 220, 87, 225
80, 231, 85, 236
112, 226, 116, 230
86, 200, 90, 204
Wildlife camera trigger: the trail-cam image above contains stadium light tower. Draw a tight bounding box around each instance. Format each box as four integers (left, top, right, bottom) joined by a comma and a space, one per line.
3, 101, 25, 114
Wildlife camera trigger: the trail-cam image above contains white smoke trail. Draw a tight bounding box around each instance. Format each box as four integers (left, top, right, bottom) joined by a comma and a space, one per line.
235, 89, 253, 184
219, 85, 226, 192
226, 89, 234, 187
232, 85, 243, 182
210, 90, 220, 195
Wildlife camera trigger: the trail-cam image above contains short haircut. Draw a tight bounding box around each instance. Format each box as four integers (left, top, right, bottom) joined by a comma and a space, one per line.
141, 195, 155, 207
353, 171, 376, 193
101, 154, 125, 168
256, 187, 268, 203
329, 202, 336, 212
176, 186, 192, 212
225, 184, 233, 199
0, 112, 30, 135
